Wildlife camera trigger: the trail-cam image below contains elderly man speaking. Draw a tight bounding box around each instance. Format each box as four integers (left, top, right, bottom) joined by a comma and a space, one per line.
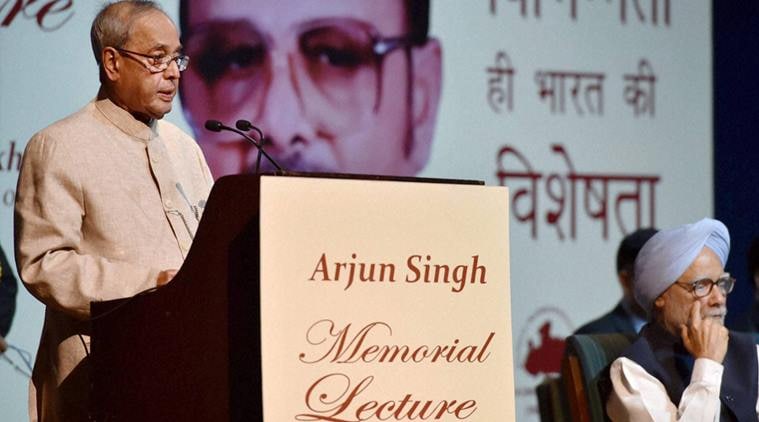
606, 218, 758, 421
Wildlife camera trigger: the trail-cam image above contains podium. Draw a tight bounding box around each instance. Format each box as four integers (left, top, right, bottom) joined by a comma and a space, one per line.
90, 173, 514, 421
91, 174, 265, 421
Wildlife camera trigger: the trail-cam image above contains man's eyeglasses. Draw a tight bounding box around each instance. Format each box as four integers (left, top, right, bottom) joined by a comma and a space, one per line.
115, 47, 190, 73
183, 18, 415, 126
675, 275, 735, 298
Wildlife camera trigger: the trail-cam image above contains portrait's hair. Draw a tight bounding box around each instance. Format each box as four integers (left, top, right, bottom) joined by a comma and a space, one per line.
407, 0, 431, 45
91, 0, 165, 67
178, 0, 430, 45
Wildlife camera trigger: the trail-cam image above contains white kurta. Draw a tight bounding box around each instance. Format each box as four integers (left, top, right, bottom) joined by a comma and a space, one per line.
15, 96, 213, 421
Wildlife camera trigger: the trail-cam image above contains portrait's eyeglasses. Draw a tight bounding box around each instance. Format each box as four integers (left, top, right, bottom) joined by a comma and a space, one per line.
183, 18, 414, 124
115, 47, 190, 73
675, 275, 735, 298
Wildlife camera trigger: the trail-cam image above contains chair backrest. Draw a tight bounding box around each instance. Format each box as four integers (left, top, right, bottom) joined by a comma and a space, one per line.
563, 333, 637, 422
536, 375, 569, 422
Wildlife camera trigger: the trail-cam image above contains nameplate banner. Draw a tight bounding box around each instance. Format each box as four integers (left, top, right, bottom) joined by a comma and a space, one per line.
259, 175, 514, 421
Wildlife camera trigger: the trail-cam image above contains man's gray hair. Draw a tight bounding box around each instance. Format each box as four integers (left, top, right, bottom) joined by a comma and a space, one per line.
90, 0, 165, 66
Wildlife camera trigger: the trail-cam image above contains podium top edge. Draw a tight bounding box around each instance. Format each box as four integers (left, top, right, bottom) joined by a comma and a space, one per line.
218, 171, 485, 186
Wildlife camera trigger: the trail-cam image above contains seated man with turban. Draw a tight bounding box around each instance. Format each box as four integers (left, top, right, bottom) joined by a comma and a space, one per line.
606, 218, 759, 421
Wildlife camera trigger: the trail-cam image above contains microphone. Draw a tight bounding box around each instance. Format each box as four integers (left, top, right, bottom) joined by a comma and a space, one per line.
203, 119, 224, 132
204, 120, 283, 172
235, 119, 264, 140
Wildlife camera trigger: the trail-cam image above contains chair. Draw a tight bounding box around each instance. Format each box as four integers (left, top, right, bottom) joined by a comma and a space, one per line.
536, 375, 569, 422
562, 333, 636, 422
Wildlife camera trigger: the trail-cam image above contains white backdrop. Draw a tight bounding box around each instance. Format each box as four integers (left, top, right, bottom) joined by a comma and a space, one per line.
0, 1, 711, 420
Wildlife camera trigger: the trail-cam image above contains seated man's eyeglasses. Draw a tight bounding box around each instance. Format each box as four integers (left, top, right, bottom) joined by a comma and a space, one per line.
115, 47, 190, 73
675, 275, 735, 298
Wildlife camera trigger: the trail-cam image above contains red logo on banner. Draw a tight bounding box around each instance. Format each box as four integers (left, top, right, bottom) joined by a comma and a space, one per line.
514, 307, 575, 417
524, 321, 565, 375
1, 0, 74, 31
517, 307, 574, 378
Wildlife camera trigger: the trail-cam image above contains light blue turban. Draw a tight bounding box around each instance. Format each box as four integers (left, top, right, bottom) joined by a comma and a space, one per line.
633, 218, 730, 315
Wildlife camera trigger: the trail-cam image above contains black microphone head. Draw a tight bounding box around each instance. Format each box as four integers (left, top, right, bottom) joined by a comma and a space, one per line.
204, 119, 223, 132
235, 119, 253, 131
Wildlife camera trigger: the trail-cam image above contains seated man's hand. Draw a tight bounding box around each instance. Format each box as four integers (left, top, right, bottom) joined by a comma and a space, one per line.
680, 301, 729, 363
156, 269, 178, 287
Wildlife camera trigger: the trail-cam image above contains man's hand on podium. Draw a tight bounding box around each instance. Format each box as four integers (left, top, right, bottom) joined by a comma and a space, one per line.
157, 269, 178, 287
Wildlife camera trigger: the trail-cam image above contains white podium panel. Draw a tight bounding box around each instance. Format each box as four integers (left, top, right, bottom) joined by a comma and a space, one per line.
260, 176, 514, 421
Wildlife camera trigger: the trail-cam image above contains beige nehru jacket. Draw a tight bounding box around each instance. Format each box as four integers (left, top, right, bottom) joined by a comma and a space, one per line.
14, 96, 213, 421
